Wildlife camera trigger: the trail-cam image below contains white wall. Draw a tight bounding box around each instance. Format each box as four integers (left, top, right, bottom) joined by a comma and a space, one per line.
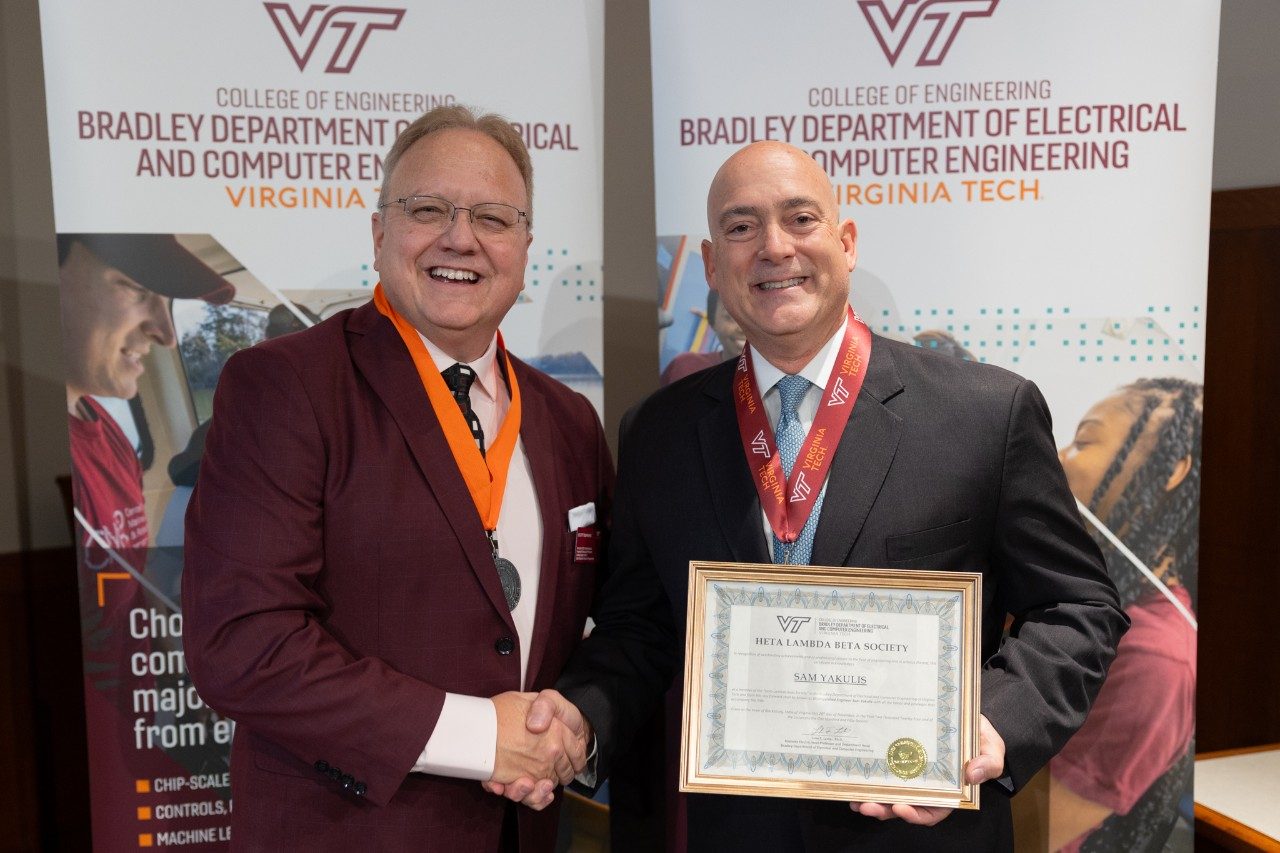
1213, 0, 1280, 190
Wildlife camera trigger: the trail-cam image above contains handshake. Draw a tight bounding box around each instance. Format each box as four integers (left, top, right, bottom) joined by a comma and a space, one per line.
485, 689, 592, 810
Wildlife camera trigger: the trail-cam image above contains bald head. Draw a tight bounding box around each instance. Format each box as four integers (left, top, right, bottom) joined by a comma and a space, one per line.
706, 141, 840, 233
700, 141, 857, 374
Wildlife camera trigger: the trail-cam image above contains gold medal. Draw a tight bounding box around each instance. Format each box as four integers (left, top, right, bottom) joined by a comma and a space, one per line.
886, 737, 927, 780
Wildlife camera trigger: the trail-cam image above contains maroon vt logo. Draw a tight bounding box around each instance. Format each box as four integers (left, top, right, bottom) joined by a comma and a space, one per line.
857, 0, 998, 67
264, 3, 406, 73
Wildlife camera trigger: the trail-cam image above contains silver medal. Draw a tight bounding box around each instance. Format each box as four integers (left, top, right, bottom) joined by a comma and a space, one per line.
494, 555, 521, 610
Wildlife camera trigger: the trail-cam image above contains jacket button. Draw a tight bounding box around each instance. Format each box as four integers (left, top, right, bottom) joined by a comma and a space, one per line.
354, 782, 367, 797
314, 760, 329, 774
327, 766, 342, 781
495, 637, 515, 655
340, 774, 354, 789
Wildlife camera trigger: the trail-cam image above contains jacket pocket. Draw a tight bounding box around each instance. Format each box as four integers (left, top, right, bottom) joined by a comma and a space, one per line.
885, 518, 972, 564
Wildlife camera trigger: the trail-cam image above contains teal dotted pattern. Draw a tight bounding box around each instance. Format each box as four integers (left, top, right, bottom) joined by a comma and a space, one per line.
529, 250, 599, 303
886, 304, 1204, 366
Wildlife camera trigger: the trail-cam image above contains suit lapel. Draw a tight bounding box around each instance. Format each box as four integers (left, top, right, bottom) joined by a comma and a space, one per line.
347, 306, 516, 629
515, 364, 567, 687
811, 337, 904, 567
699, 367, 771, 565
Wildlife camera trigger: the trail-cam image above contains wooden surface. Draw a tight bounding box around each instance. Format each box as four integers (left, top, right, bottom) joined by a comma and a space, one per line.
1195, 744, 1280, 852
1198, 185, 1280, 752
563, 790, 611, 853
1210, 187, 1280, 231
1195, 803, 1280, 853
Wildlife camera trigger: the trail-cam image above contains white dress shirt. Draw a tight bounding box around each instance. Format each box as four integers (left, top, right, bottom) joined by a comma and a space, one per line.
412, 333, 543, 780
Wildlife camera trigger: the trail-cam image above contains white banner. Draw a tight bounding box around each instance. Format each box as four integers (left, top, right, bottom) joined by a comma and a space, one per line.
651, 2, 1215, 849
40, 1, 601, 848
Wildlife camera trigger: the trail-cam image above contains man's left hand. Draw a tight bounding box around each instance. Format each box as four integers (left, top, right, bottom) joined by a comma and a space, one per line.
849, 713, 1005, 826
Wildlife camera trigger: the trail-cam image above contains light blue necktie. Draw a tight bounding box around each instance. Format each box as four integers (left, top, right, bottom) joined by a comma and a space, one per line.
772, 375, 826, 565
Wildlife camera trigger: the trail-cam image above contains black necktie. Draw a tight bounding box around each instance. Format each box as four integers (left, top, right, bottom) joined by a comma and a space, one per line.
441, 363, 485, 456
443, 362, 520, 609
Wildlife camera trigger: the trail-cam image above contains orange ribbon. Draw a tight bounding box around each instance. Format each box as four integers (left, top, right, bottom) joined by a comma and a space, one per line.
373, 283, 522, 531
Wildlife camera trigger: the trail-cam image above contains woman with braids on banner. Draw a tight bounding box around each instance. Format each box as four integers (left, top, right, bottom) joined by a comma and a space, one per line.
1048, 378, 1202, 852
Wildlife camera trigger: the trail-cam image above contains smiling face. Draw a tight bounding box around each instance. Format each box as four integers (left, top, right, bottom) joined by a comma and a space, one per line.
59, 240, 177, 415
701, 142, 857, 372
372, 127, 532, 362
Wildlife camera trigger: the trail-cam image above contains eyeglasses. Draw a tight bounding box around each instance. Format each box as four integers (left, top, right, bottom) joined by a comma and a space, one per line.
378, 195, 528, 237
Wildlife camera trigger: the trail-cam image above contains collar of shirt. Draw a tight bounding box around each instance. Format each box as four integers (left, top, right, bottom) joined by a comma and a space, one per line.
417, 332, 509, 437
750, 316, 851, 431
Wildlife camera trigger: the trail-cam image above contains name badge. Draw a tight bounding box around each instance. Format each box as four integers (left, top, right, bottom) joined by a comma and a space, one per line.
574, 526, 599, 564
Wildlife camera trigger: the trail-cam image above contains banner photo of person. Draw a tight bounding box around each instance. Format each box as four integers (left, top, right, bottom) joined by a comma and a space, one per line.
40, 2, 602, 848
647, 2, 1216, 851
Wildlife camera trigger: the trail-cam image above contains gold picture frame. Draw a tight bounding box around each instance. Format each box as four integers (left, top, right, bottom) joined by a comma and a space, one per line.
679, 561, 982, 809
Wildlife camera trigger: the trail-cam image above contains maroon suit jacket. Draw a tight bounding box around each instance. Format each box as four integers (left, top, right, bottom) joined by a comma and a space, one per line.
183, 302, 612, 851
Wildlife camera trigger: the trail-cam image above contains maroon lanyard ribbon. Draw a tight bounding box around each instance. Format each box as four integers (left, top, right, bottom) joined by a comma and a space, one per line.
733, 310, 872, 545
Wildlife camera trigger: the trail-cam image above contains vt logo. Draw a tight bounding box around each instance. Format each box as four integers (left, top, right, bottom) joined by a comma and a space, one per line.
751, 430, 770, 457
856, 0, 999, 68
789, 471, 812, 503
827, 376, 850, 407
265, 3, 406, 74
777, 615, 813, 634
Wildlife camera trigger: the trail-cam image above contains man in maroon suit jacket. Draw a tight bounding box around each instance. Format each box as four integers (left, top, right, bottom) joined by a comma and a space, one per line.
183, 106, 672, 851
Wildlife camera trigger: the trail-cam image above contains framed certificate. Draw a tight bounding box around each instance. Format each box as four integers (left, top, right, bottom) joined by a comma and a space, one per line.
679, 561, 982, 809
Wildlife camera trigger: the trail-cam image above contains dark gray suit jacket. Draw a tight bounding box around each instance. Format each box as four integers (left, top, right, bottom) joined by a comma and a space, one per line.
562, 334, 1127, 853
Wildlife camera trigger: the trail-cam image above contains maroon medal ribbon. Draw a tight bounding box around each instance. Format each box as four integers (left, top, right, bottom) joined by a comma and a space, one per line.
733, 309, 872, 548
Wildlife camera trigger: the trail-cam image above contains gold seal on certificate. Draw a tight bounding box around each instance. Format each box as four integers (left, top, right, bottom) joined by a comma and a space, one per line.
887, 738, 928, 780
679, 561, 982, 809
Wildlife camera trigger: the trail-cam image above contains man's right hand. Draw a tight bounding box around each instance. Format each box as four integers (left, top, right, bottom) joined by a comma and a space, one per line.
849, 713, 1007, 826
486, 690, 592, 810
491, 691, 588, 789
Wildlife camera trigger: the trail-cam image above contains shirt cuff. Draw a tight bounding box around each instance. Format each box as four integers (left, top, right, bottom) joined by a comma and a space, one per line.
413, 693, 497, 781
574, 732, 599, 789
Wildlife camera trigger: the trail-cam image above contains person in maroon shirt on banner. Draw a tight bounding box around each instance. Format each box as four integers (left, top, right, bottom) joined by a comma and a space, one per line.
182, 106, 674, 852
59, 233, 233, 579
58, 232, 236, 846
1048, 379, 1202, 852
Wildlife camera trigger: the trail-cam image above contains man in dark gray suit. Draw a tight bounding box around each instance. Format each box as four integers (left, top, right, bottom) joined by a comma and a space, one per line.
550, 141, 1128, 852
